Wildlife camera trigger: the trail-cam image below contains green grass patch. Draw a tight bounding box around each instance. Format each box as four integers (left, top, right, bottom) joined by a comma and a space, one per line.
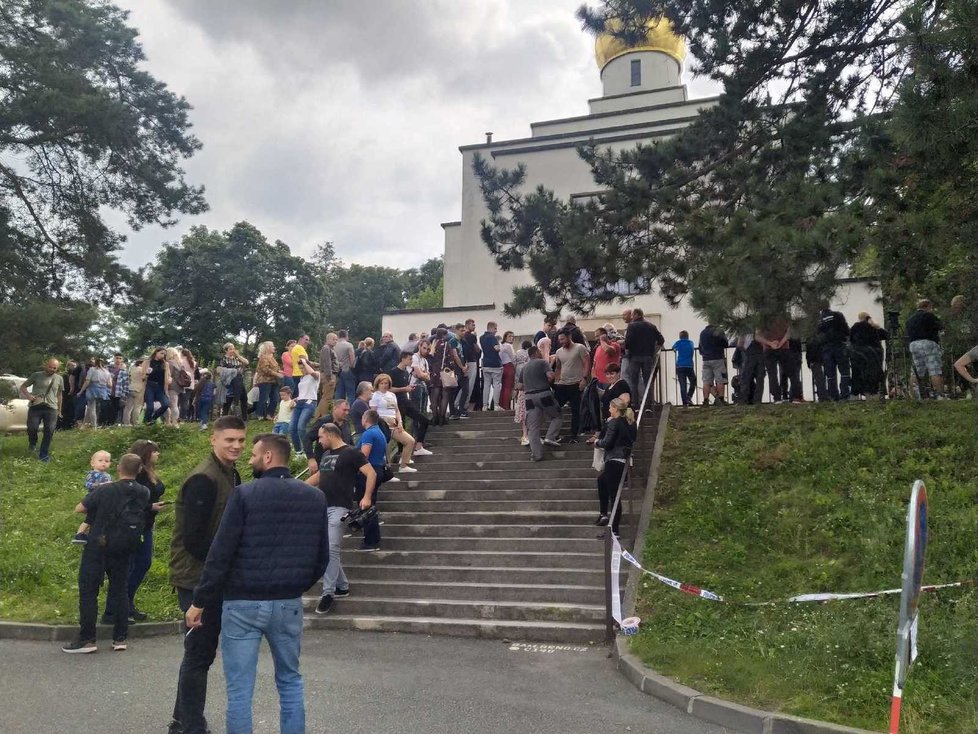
0, 422, 274, 624
631, 401, 978, 733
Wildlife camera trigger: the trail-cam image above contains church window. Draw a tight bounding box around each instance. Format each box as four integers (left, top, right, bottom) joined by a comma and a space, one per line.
630, 59, 641, 87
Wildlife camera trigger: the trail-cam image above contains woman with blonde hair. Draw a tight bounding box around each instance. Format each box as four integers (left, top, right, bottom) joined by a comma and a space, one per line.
594, 396, 637, 532
254, 340, 284, 420
369, 373, 419, 473
219, 342, 250, 419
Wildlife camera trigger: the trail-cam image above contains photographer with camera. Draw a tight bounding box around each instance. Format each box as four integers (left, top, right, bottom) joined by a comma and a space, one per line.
309, 422, 377, 615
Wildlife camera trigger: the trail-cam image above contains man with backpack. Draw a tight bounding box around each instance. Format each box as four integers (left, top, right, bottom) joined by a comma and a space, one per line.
62, 453, 151, 654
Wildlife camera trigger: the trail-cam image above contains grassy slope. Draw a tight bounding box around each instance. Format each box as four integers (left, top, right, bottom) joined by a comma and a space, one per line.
0, 422, 272, 624
631, 402, 978, 734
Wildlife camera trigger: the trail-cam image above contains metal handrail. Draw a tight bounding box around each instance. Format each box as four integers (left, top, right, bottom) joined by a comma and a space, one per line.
604, 349, 662, 640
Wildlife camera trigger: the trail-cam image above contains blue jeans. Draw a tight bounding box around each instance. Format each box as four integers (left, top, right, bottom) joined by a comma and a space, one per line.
256, 383, 276, 419
144, 381, 170, 423
197, 399, 212, 427
822, 344, 851, 401
128, 526, 153, 606
336, 370, 357, 404
289, 400, 315, 453
322, 506, 348, 595
221, 598, 305, 734
273, 421, 290, 435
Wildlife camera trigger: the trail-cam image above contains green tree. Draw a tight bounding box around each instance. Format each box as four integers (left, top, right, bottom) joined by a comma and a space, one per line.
403, 257, 444, 299
864, 0, 978, 329
0, 0, 206, 304
405, 276, 444, 310
0, 301, 96, 375
322, 264, 410, 341
476, 0, 941, 330
124, 222, 324, 359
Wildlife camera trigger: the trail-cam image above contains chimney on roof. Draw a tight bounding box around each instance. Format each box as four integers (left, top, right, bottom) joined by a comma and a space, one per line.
485, 131, 493, 144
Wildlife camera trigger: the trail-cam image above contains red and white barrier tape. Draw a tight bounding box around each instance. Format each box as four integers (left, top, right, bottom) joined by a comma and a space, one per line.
618, 545, 973, 606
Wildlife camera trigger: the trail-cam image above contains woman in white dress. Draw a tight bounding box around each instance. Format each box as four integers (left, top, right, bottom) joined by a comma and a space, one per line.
369, 373, 417, 474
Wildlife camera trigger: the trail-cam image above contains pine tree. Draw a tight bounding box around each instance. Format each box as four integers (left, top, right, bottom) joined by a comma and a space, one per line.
477, 0, 968, 331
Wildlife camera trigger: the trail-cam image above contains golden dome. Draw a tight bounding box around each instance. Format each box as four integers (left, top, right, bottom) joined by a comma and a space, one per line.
594, 17, 686, 70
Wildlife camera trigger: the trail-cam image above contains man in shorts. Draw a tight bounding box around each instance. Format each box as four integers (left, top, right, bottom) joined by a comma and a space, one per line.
698, 324, 728, 405
905, 299, 944, 398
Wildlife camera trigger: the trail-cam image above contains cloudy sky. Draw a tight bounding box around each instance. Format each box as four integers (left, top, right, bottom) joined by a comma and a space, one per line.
115, 1, 716, 271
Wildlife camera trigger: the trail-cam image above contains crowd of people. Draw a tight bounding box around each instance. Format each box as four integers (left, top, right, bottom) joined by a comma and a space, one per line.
15, 297, 978, 732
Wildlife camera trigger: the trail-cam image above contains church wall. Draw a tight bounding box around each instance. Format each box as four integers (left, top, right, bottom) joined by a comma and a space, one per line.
587, 86, 687, 115
524, 96, 710, 138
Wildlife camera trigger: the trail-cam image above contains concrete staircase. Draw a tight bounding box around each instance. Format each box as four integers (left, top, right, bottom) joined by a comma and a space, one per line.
304, 409, 610, 642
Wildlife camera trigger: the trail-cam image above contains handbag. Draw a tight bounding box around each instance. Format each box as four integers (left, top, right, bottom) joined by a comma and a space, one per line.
592, 446, 606, 472
440, 343, 459, 389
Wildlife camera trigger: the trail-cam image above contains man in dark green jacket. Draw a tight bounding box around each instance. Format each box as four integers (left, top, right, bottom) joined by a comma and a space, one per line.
168, 416, 245, 734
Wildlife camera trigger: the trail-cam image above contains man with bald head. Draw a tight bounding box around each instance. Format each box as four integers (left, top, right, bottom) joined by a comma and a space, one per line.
20, 358, 64, 462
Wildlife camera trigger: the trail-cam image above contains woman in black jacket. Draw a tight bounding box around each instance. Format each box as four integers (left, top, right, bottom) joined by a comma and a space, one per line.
595, 397, 637, 532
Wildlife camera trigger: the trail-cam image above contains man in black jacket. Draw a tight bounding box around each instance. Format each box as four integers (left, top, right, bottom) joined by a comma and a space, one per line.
817, 302, 852, 400
623, 308, 665, 398
168, 416, 245, 734
187, 433, 328, 734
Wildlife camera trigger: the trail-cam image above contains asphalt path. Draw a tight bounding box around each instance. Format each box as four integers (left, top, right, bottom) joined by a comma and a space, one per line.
0, 630, 729, 734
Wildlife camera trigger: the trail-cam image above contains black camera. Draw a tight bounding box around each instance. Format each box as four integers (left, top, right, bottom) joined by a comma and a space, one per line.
341, 506, 378, 532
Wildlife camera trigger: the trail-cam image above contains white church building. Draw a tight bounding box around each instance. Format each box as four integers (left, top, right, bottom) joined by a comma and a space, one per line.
382, 21, 879, 347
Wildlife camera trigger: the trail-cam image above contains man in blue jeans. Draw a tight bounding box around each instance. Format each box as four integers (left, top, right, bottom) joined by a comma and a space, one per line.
186, 433, 328, 734
309, 422, 377, 614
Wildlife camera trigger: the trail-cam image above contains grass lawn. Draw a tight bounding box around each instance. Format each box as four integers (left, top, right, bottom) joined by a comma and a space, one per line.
631, 401, 978, 734
0, 421, 276, 625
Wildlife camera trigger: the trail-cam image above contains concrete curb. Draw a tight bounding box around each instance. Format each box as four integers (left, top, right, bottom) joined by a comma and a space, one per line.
0, 619, 181, 642
613, 405, 882, 734
613, 639, 880, 734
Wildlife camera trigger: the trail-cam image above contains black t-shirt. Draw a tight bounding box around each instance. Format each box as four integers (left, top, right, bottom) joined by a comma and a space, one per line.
601, 378, 631, 416
318, 446, 368, 508
146, 359, 166, 386
135, 470, 165, 531
390, 366, 412, 409
70, 365, 85, 395
905, 310, 941, 343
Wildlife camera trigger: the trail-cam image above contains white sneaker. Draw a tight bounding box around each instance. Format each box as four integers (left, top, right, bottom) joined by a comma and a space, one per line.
413, 447, 433, 456
387, 476, 402, 482
398, 465, 418, 473
520, 437, 530, 446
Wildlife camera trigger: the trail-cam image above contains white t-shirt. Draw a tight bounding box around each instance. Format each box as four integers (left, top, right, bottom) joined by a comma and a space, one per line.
296, 374, 319, 402
410, 353, 430, 387
369, 390, 398, 419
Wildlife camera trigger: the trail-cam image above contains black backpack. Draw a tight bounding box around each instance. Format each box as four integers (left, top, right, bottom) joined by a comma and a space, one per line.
99, 482, 147, 554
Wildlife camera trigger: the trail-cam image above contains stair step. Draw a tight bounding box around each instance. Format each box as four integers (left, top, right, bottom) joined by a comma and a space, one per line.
418, 442, 592, 455
308, 580, 605, 604
341, 564, 606, 584
304, 614, 606, 643
380, 499, 598, 513
379, 511, 597, 525
303, 597, 605, 623
413, 457, 595, 469
372, 523, 604, 539
340, 535, 602, 553
382, 488, 596, 501
343, 549, 604, 569
396, 478, 597, 490
401, 467, 591, 480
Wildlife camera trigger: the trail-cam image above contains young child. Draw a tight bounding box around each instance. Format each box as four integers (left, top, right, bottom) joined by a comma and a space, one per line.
196, 371, 215, 431
273, 386, 295, 435
72, 450, 112, 544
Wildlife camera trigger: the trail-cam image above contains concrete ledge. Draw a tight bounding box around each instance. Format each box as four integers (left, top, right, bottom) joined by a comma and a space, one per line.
0, 620, 181, 642
690, 696, 769, 734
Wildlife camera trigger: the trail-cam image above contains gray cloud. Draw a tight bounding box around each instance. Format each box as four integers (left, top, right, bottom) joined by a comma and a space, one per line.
112, 1, 716, 272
